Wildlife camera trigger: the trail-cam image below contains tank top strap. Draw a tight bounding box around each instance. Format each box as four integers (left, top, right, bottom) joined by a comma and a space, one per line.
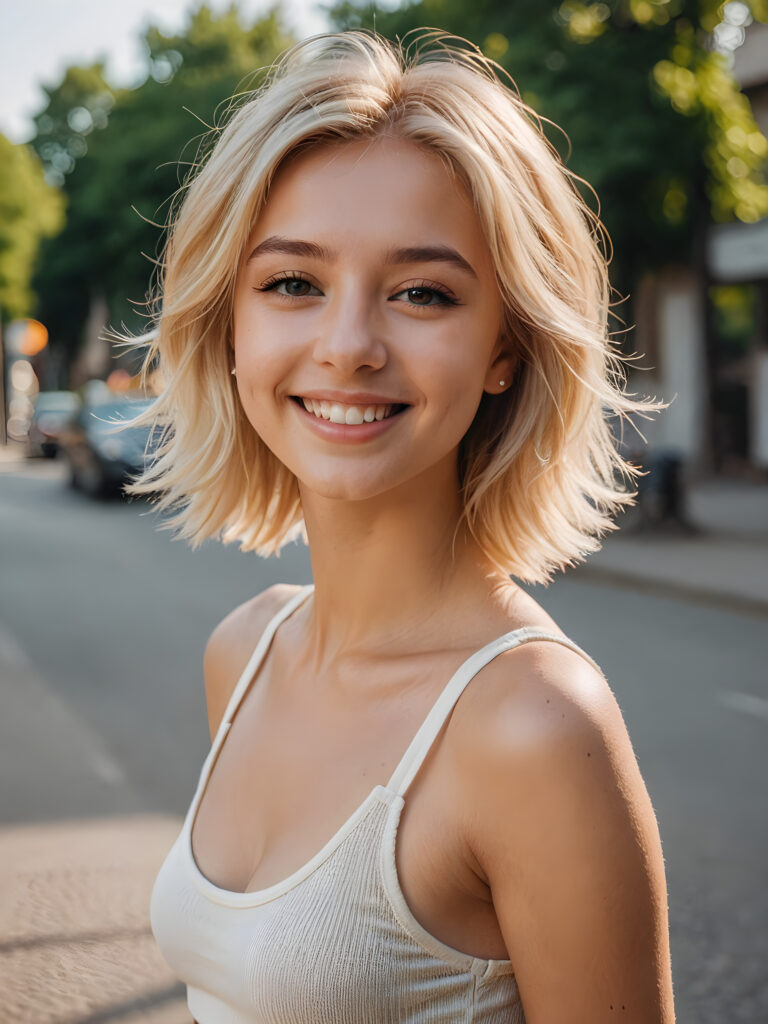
385, 627, 603, 798
186, 583, 315, 835
218, 583, 315, 734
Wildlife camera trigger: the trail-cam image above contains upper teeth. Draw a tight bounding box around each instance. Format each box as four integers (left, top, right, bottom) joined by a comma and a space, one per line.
301, 399, 395, 424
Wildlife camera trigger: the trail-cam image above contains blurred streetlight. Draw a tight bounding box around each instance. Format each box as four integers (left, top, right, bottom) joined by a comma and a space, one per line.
2, 320, 49, 443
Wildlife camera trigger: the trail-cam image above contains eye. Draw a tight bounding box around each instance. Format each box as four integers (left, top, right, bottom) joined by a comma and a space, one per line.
391, 283, 459, 309
256, 273, 322, 299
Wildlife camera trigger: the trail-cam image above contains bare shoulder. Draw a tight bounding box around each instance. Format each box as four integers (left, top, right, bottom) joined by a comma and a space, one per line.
451, 640, 675, 1021
454, 634, 617, 759
203, 583, 305, 741
450, 636, 625, 816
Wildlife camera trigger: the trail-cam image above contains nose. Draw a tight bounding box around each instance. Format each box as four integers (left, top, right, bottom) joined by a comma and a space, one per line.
311, 287, 387, 375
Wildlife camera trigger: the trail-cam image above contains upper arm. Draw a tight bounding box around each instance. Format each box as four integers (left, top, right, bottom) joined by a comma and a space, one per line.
202, 583, 303, 742
460, 644, 675, 1023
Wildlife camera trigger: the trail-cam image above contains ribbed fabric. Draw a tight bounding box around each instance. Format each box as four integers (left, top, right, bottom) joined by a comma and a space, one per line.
150, 584, 603, 1023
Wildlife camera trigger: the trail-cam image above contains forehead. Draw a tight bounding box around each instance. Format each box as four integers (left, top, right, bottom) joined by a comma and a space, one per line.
251, 136, 490, 265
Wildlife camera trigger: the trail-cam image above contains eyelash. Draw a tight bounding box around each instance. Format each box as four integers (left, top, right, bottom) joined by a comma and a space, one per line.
255, 272, 460, 309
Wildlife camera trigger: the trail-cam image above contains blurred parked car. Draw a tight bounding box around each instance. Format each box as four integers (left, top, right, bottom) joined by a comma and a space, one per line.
58, 396, 158, 498
27, 391, 82, 458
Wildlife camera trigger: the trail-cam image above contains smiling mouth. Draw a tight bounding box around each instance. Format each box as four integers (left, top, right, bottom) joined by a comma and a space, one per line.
290, 396, 409, 425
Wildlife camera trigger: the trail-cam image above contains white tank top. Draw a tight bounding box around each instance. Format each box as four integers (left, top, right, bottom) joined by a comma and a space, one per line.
150, 583, 603, 1023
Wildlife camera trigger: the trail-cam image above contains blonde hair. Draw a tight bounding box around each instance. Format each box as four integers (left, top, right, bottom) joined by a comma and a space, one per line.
125, 27, 661, 585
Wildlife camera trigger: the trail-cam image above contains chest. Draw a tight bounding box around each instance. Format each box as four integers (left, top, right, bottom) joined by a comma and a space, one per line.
190, 653, 509, 960
153, 791, 524, 1023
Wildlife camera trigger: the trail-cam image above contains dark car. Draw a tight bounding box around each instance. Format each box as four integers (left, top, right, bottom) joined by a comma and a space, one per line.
58, 396, 158, 498
27, 391, 82, 458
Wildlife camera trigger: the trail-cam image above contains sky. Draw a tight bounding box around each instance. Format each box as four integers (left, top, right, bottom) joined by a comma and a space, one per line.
0, 0, 332, 144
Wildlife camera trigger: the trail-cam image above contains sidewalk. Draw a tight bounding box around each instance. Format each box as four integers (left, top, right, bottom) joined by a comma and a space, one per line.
0, 816, 189, 1024
572, 477, 768, 615
0, 608, 190, 1023
0, 439, 25, 466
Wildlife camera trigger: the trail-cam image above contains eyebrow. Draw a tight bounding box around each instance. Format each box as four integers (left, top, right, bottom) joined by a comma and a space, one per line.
246, 235, 477, 279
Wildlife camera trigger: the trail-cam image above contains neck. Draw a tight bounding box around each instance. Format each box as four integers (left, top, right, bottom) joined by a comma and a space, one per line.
297, 455, 506, 670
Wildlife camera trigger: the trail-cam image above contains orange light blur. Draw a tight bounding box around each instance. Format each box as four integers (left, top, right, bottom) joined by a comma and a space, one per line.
19, 320, 49, 357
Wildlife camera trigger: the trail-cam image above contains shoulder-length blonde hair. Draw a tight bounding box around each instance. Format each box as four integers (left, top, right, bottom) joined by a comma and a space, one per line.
126, 27, 661, 585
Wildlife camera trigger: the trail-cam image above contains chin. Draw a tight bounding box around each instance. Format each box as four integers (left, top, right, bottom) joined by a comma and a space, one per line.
289, 456, 421, 502
297, 475, 395, 503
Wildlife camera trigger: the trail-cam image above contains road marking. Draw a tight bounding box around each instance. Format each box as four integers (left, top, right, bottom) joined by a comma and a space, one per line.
718, 690, 768, 722
0, 623, 127, 785
89, 750, 127, 785
0, 626, 28, 667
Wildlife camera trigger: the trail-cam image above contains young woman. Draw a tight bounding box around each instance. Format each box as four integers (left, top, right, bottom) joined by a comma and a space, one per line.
140, 28, 675, 1023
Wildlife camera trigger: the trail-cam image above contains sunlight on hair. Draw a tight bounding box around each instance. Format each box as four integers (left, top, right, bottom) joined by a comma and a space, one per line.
119, 27, 665, 584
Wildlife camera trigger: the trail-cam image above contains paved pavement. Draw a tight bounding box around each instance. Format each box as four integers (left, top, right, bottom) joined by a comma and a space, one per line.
0, 816, 188, 1024
572, 476, 768, 615
2, 448, 195, 1022
1, 442, 766, 1022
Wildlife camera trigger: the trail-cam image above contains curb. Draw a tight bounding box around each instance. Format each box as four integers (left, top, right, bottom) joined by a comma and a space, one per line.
571, 563, 768, 620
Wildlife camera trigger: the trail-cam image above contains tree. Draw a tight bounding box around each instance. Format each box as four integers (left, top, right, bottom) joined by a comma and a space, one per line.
328, 0, 768, 293
31, 63, 115, 189
0, 134, 63, 323
31, 4, 295, 367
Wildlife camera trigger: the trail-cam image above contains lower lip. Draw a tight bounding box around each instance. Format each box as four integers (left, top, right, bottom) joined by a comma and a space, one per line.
291, 399, 408, 444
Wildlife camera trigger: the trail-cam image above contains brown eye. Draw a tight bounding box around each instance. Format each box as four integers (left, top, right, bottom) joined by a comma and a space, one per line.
391, 284, 458, 309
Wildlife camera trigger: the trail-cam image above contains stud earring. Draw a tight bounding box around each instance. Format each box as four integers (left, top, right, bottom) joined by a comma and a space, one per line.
230, 367, 237, 376
499, 380, 506, 387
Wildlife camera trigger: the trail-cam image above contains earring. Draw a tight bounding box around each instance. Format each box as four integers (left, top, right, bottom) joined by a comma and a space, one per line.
230, 367, 237, 376
499, 380, 506, 387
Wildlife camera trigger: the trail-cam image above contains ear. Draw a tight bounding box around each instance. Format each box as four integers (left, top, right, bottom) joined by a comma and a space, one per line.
483, 344, 518, 396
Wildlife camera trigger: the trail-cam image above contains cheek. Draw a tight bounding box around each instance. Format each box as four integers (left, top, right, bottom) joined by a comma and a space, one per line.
428, 331, 492, 419
233, 306, 291, 396
231, 330, 275, 437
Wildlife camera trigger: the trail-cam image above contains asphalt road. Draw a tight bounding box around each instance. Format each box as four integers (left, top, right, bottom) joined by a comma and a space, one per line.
1, 459, 766, 1023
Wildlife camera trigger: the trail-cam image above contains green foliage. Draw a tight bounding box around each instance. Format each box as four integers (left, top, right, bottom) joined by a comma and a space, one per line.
32, 64, 115, 187
709, 282, 756, 359
329, 0, 768, 287
0, 135, 63, 323
28, 0, 768, 368
31, 3, 294, 364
